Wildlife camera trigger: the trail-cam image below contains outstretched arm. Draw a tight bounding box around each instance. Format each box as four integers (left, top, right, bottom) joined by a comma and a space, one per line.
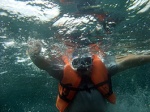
115, 54, 150, 74
27, 40, 63, 80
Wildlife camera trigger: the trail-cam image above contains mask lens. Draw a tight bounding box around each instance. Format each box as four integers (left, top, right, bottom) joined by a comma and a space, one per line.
85, 57, 92, 65
72, 57, 92, 69
72, 58, 80, 68
80, 57, 92, 67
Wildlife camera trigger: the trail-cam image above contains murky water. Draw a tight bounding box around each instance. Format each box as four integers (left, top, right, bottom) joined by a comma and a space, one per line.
0, 0, 150, 112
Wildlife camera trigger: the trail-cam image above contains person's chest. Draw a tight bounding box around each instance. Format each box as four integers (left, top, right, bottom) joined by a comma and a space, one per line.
65, 78, 107, 112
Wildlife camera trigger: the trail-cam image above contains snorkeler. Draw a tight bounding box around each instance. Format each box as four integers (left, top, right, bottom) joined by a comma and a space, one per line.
59, 0, 123, 33
27, 40, 150, 112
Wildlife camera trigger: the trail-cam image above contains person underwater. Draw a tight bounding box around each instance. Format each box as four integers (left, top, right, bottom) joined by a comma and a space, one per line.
59, 0, 124, 33
27, 40, 150, 112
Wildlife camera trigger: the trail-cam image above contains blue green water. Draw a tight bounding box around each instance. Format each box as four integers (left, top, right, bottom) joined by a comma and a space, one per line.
0, 0, 150, 112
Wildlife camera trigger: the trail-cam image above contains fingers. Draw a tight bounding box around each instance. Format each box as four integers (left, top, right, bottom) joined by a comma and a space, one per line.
27, 40, 42, 57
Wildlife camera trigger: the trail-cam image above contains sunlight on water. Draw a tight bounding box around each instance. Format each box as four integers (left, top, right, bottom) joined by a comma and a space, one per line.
52, 14, 104, 46
0, 0, 60, 22
127, 0, 150, 13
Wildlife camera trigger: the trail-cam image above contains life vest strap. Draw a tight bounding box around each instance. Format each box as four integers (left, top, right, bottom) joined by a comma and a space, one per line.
103, 90, 113, 98
59, 93, 71, 103
60, 82, 94, 91
94, 80, 109, 88
60, 80, 109, 92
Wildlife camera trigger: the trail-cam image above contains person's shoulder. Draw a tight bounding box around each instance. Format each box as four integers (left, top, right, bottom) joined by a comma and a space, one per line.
103, 55, 118, 76
103, 55, 116, 68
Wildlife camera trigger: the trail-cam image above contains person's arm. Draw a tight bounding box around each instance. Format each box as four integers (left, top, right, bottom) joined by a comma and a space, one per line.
115, 54, 150, 74
27, 40, 63, 80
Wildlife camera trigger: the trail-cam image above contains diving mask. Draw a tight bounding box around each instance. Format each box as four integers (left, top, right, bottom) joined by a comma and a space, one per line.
72, 56, 92, 71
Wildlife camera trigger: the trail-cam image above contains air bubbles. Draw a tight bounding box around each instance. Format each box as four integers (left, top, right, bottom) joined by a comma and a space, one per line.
3, 41, 15, 49
0, 36, 7, 38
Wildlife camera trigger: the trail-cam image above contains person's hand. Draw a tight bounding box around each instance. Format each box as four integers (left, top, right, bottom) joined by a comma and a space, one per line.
27, 40, 42, 57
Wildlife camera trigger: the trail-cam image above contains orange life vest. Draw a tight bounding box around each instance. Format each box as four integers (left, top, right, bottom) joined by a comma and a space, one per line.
56, 54, 116, 112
